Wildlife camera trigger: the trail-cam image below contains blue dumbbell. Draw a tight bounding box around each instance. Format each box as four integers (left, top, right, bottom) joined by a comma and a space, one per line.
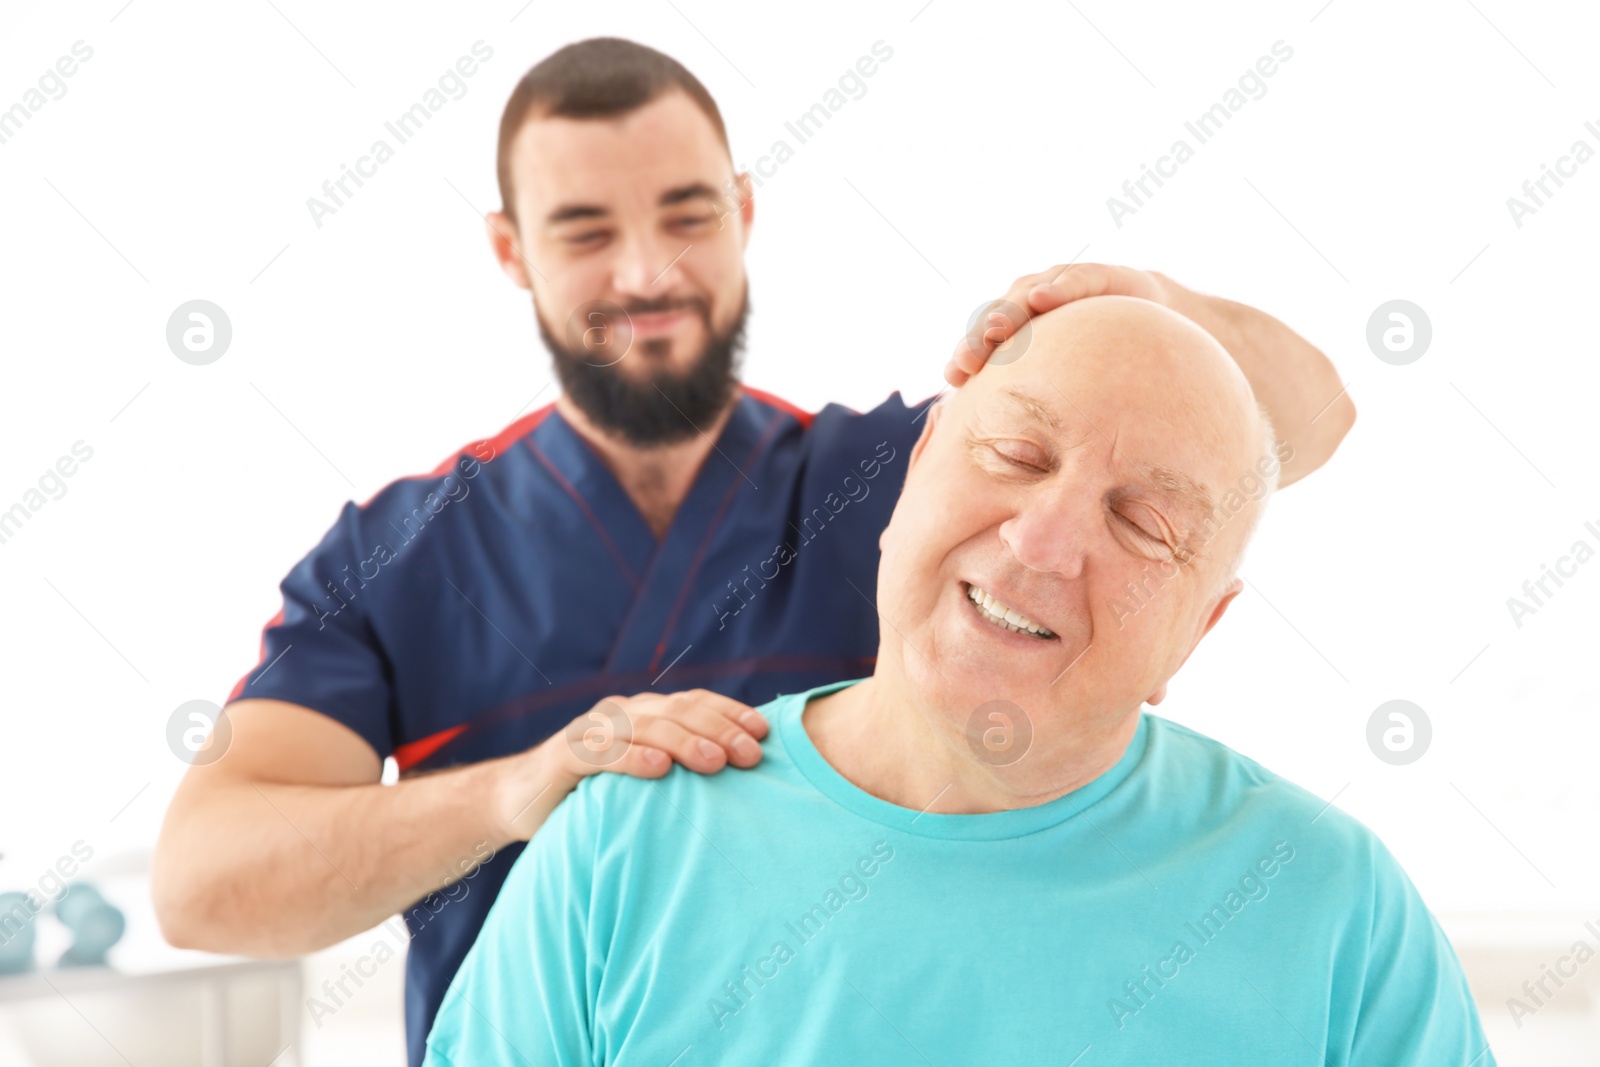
52, 883, 125, 967
0, 891, 39, 974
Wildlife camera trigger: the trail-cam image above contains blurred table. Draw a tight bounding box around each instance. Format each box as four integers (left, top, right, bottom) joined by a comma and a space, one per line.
0, 955, 301, 1067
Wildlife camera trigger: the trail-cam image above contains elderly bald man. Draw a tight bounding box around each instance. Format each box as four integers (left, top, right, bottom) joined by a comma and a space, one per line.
423, 297, 1495, 1066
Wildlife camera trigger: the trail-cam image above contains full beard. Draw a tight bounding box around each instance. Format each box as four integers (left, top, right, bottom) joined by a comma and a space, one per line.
536, 290, 749, 448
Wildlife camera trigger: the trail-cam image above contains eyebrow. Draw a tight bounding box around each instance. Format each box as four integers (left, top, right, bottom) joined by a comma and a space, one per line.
998, 386, 1215, 515
1137, 464, 1215, 518
658, 181, 722, 207
999, 386, 1062, 433
544, 182, 724, 225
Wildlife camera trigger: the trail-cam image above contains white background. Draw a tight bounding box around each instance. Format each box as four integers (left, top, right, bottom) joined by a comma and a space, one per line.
1, 0, 1596, 1063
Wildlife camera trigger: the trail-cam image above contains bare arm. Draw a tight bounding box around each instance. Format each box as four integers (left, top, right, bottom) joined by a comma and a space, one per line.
945, 263, 1356, 488
152, 691, 765, 957
1151, 272, 1354, 487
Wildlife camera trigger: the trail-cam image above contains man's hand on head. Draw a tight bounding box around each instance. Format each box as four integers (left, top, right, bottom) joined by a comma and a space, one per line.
944, 263, 1171, 387
496, 689, 768, 840
943, 262, 1354, 487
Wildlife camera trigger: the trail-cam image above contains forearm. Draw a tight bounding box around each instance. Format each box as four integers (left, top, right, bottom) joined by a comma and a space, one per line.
1155, 273, 1355, 487
152, 745, 575, 956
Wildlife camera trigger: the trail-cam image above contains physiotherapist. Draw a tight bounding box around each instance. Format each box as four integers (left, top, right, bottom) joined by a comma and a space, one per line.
150, 37, 1355, 1067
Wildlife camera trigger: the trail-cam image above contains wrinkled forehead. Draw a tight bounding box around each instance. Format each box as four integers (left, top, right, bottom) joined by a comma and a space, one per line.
959, 366, 1230, 518
978, 328, 1245, 463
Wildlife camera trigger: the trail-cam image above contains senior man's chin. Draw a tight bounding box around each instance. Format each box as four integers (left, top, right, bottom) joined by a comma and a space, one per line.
919, 577, 1090, 694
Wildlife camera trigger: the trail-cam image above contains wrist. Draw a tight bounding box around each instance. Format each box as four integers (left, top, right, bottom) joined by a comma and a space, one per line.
533, 731, 585, 794
491, 736, 582, 843
1150, 274, 1235, 348
1145, 269, 1181, 309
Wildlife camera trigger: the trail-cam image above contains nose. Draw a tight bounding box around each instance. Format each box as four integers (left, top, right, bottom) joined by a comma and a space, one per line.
611, 227, 687, 298
996, 486, 1089, 580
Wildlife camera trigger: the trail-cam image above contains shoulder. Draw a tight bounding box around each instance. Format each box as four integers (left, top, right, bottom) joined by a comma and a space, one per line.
560, 687, 812, 832
815, 390, 937, 459
348, 404, 554, 529
1142, 714, 1392, 869
744, 386, 935, 460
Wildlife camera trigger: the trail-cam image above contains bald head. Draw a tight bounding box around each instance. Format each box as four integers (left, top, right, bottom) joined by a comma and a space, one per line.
952, 296, 1276, 590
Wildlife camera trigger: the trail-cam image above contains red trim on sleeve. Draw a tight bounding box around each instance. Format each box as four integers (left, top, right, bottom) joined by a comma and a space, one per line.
359, 402, 558, 509
394, 723, 470, 772
740, 385, 815, 429
228, 404, 559, 706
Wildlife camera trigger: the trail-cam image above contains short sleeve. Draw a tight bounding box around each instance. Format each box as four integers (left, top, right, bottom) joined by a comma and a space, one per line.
1342, 839, 1497, 1066
225, 501, 395, 758
423, 778, 599, 1066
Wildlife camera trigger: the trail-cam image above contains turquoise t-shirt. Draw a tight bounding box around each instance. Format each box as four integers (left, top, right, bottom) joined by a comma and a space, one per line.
424, 678, 1495, 1066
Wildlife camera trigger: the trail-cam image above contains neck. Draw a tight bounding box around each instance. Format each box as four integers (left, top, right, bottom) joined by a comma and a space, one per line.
805, 665, 1141, 815
555, 386, 742, 538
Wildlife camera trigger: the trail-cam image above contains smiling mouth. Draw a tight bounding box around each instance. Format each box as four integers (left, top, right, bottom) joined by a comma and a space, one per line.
629, 309, 689, 330
964, 582, 1056, 639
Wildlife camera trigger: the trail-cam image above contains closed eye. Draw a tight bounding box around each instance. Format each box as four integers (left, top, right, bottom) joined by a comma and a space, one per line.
983, 440, 1051, 473
1115, 510, 1181, 562
1117, 511, 1163, 541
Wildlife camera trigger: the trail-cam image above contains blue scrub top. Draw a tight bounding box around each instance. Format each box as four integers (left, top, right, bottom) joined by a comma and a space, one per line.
225, 386, 935, 1066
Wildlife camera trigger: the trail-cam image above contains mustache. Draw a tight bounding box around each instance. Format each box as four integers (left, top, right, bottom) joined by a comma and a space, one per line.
603, 296, 710, 323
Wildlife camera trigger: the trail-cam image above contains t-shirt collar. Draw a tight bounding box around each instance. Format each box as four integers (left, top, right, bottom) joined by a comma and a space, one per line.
778, 677, 1151, 841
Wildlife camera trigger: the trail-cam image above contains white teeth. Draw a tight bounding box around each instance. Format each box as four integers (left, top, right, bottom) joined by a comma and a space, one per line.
966, 584, 1053, 638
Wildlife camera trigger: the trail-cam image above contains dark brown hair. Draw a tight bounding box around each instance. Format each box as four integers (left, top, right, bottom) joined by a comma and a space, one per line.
496, 37, 730, 225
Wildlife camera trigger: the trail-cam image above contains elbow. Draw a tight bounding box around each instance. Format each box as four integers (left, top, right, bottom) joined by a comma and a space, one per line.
151, 858, 306, 959
153, 902, 206, 953
149, 820, 250, 955
150, 832, 220, 952
150, 829, 321, 959
1304, 353, 1357, 469
1325, 389, 1357, 455
1278, 391, 1355, 490
151, 876, 203, 952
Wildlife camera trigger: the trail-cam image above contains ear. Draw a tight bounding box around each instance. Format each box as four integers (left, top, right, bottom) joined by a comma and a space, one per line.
1142, 576, 1242, 707
486, 211, 533, 291
907, 398, 945, 473
880, 400, 945, 552
1199, 577, 1243, 640
733, 172, 755, 249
